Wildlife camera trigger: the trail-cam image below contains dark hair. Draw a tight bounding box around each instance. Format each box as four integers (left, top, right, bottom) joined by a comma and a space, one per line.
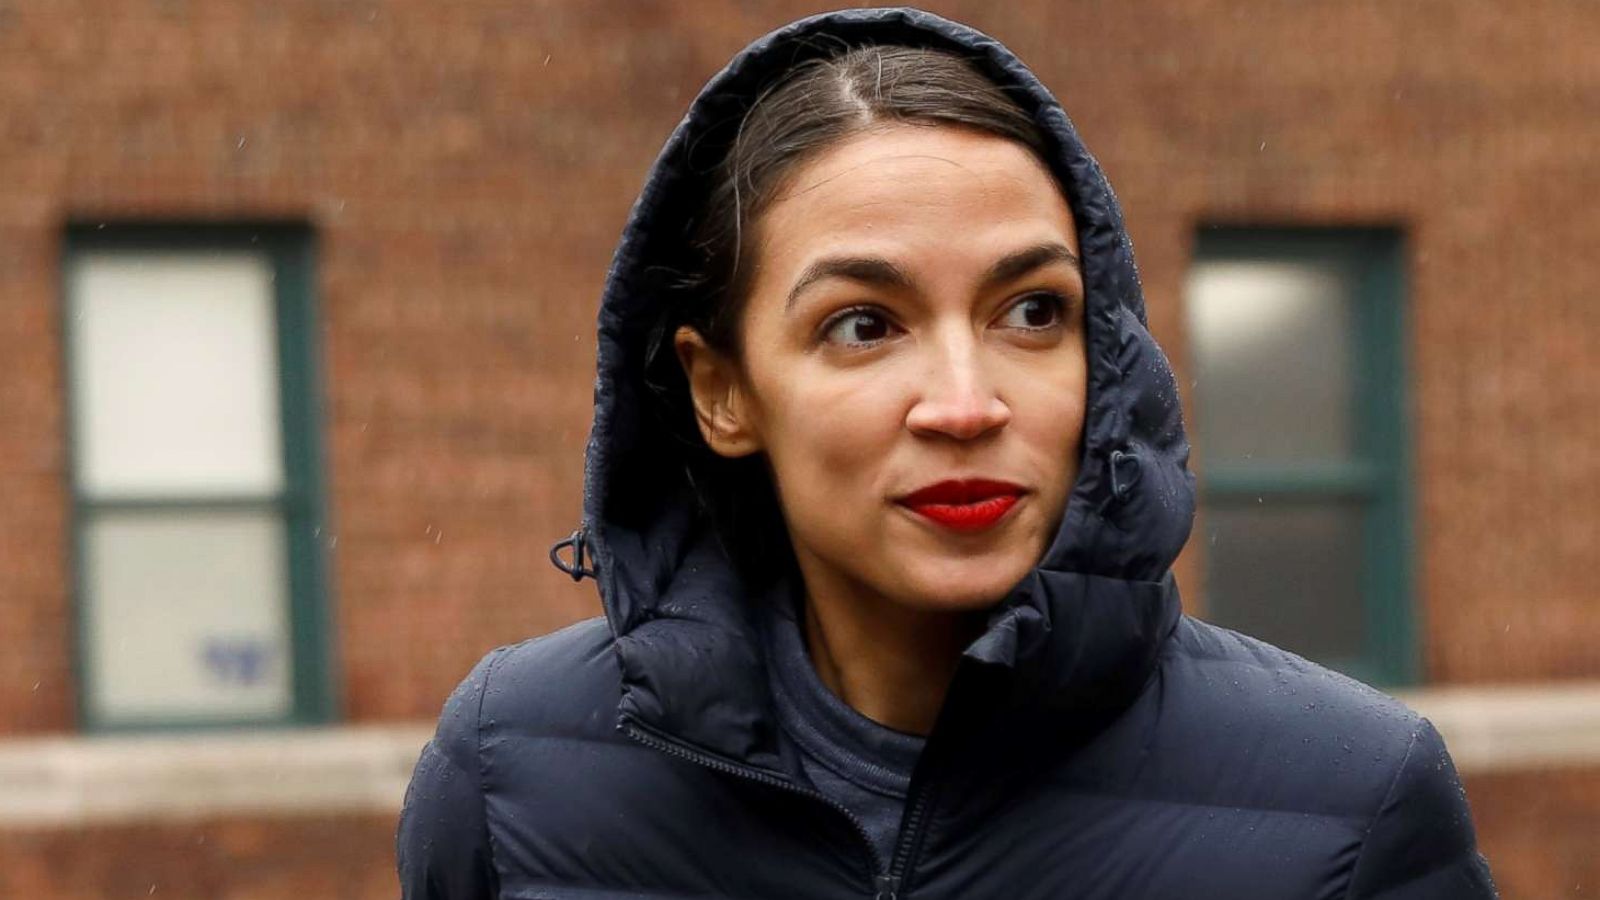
644, 41, 1060, 587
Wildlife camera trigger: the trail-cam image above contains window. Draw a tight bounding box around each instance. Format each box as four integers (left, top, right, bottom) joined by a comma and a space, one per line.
1184, 227, 1415, 686
64, 223, 334, 729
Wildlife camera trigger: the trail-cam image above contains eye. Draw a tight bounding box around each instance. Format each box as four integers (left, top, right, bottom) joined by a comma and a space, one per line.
820, 306, 899, 347
997, 291, 1069, 331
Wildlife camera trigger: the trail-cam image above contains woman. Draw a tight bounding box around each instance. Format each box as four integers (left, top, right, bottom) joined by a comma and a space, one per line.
398, 8, 1496, 898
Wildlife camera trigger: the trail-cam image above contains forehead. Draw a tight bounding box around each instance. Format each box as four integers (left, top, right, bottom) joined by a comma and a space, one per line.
755, 123, 1077, 264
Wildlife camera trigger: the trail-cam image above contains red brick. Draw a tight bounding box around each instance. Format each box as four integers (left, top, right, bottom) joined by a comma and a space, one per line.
0, 1, 1596, 894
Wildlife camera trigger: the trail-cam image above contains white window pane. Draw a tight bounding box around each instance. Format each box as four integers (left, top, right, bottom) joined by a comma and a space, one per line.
1202, 501, 1367, 664
69, 250, 285, 498
83, 510, 292, 722
1185, 260, 1356, 465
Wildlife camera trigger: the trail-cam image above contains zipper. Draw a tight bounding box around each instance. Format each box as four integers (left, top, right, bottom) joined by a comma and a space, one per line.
619, 655, 986, 898
881, 780, 936, 899
879, 657, 991, 899
621, 716, 890, 896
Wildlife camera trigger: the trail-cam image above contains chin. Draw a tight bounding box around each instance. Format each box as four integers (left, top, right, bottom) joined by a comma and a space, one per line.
867, 513, 1051, 614
890, 564, 1032, 613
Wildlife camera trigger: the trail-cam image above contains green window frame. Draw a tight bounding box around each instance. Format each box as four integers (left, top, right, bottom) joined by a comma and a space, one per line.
1189, 226, 1417, 687
62, 222, 336, 731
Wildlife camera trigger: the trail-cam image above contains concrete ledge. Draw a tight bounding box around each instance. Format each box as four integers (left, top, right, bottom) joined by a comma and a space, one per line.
0, 723, 432, 828
1396, 681, 1600, 774
2, 682, 1599, 828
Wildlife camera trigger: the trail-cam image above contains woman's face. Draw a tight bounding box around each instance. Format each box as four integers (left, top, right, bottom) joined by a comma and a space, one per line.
677, 123, 1087, 614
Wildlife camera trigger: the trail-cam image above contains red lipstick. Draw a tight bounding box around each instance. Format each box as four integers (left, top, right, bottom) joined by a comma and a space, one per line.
897, 478, 1026, 532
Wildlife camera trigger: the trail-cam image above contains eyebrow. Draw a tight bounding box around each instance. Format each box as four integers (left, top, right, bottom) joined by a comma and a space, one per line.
783, 241, 1082, 313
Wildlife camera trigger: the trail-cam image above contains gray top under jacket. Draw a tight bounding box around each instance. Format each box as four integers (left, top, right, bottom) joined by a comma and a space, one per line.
760, 578, 926, 871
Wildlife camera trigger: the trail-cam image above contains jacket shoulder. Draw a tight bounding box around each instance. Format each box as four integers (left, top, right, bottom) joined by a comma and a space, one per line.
1137, 617, 1496, 894
475, 616, 623, 738
1150, 615, 1429, 814
418, 615, 623, 754
396, 617, 619, 899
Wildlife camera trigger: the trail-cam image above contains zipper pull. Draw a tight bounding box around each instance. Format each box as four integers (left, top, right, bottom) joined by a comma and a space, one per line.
874, 873, 901, 900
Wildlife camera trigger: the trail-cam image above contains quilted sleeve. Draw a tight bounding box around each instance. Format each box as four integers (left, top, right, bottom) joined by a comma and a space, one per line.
1344, 717, 1499, 899
397, 648, 507, 900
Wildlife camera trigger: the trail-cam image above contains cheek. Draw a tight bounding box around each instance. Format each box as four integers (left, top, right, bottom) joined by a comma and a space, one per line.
1008, 361, 1089, 483
753, 368, 905, 495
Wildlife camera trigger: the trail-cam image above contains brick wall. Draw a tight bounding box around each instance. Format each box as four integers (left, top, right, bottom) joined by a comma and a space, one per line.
1465, 767, 1600, 898
0, 813, 401, 900
0, 0, 1596, 895
6, 1, 1598, 733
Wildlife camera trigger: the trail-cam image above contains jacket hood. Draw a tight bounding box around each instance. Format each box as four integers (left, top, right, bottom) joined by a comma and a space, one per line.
557, 6, 1195, 769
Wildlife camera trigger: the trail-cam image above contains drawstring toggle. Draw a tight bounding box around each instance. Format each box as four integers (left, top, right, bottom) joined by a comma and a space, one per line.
549, 526, 598, 582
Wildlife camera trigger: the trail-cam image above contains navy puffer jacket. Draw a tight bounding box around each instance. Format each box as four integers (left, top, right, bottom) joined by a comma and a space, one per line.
397, 7, 1498, 899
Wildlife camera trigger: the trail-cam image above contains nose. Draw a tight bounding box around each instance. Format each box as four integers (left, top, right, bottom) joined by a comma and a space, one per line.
904, 330, 1011, 440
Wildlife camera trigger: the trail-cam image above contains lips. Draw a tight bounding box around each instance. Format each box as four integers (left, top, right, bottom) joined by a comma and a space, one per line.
896, 478, 1027, 532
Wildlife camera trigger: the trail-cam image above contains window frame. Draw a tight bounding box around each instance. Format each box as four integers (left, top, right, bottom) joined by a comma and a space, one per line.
1190, 225, 1418, 687
61, 221, 337, 731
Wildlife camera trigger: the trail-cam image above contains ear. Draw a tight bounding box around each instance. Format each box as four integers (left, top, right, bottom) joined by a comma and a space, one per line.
673, 325, 764, 458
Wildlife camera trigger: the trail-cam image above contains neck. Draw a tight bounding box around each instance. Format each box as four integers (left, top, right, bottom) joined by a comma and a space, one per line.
798, 576, 986, 736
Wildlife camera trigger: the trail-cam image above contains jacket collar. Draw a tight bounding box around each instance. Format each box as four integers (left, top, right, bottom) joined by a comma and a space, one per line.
608, 529, 1183, 771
